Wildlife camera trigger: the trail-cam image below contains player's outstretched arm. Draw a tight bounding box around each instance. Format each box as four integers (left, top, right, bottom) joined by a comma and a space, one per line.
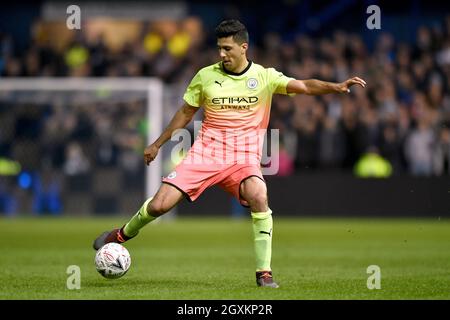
144, 103, 199, 165
286, 77, 366, 95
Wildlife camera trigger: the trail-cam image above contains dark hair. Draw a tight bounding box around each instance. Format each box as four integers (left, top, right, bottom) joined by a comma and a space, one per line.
215, 19, 249, 44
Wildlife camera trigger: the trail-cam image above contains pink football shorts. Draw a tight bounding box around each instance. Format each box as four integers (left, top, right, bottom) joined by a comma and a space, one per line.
162, 162, 264, 207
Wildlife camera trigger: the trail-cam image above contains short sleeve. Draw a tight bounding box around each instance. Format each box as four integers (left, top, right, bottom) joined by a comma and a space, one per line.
266, 68, 295, 96
183, 71, 203, 107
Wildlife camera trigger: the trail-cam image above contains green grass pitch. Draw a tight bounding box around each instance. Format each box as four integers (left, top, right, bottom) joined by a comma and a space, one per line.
0, 216, 449, 299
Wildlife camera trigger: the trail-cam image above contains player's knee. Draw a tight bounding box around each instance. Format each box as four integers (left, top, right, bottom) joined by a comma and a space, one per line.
247, 192, 268, 209
147, 199, 169, 217
255, 193, 268, 206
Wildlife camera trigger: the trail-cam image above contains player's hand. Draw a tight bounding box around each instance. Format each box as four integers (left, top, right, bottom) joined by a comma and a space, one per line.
339, 77, 366, 93
144, 144, 160, 166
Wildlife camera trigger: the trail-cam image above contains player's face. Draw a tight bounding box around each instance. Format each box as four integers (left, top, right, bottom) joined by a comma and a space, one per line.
217, 36, 248, 72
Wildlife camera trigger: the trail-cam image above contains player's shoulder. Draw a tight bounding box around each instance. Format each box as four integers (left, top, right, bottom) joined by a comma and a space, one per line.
252, 62, 276, 72
251, 61, 267, 71
250, 62, 280, 76
195, 62, 222, 76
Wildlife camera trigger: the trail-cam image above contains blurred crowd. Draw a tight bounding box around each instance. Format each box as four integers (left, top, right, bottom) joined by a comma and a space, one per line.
268, 20, 450, 177
0, 94, 147, 176
1, 14, 450, 177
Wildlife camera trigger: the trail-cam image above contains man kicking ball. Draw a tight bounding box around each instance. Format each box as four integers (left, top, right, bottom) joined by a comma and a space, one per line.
93, 19, 366, 288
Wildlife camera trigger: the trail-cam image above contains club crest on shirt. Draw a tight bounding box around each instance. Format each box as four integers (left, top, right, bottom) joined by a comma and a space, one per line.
247, 78, 258, 89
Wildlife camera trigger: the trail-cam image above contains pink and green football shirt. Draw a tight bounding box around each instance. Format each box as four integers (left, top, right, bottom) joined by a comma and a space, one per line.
183, 60, 294, 166
162, 61, 294, 203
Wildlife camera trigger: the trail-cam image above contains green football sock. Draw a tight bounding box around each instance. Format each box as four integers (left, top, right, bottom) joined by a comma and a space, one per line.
123, 197, 157, 237
251, 209, 273, 272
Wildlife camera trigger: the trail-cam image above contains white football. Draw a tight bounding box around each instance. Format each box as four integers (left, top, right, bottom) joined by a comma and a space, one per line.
95, 243, 131, 279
